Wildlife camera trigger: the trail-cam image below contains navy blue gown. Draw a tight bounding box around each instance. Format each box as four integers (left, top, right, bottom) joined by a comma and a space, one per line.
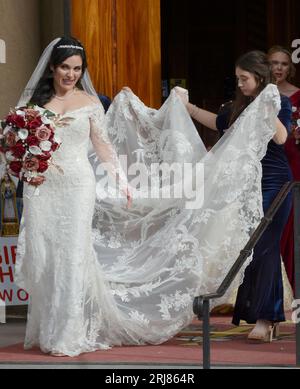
216, 96, 293, 325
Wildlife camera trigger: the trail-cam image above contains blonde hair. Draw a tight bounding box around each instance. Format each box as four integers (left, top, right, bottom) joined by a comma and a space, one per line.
268, 45, 296, 80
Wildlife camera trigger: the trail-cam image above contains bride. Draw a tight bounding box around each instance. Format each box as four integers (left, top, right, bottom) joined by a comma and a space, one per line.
13, 37, 282, 357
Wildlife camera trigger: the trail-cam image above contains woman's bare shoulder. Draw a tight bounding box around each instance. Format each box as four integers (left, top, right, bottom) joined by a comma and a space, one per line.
88, 95, 101, 104
76, 90, 100, 105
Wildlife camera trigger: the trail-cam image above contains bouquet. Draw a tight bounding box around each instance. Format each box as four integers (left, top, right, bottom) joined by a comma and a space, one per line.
0, 105, 63, 186
291, 105, 300, 145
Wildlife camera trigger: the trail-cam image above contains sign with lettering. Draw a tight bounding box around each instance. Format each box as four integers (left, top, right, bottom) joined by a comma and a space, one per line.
0, 237, 29, 305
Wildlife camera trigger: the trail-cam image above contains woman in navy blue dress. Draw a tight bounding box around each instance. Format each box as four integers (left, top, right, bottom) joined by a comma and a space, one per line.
176, 51, 292, 342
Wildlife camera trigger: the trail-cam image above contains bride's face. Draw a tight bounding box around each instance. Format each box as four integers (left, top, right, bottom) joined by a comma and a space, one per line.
52, 55, 83, 93
236, 67, 259, 97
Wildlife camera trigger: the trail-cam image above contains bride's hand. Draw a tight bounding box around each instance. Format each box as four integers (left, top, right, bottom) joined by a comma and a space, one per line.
174, 86, 189, 106
27, 176, 46, 187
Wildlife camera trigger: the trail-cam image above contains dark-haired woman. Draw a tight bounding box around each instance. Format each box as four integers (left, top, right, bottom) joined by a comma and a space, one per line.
15, 37, 132, 356
268, 46, 300, 294
29, 38, 96, 122
176, 51, 292, 342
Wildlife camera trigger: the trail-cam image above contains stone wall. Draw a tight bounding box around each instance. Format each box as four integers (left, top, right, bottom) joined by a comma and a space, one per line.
0, 0, 41, 117
0, 0, 65, 117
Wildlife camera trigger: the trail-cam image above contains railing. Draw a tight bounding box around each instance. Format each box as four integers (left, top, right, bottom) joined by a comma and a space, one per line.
193, 181, 300, 369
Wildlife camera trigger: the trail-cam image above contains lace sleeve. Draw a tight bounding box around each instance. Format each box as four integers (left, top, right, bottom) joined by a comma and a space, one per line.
89, 105, 128, 196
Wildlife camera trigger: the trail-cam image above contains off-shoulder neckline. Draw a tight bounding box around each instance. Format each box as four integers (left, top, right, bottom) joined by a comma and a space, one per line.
43, 103, 100, 117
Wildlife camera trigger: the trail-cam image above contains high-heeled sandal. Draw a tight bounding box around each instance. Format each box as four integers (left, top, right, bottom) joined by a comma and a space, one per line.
247, 323, 279, 344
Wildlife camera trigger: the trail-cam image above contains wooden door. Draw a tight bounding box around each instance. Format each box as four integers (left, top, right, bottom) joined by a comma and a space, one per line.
71, 0, 161, 108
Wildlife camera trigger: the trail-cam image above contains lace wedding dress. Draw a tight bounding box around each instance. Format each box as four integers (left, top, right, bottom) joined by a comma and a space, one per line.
15, 85, 280, 356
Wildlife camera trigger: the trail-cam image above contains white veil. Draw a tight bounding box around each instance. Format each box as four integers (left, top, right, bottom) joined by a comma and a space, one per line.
15, 38, 281, 346
17, 38, 100, 107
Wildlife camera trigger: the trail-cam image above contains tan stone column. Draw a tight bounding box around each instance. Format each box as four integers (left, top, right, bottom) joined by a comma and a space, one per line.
0, 0, 41, 117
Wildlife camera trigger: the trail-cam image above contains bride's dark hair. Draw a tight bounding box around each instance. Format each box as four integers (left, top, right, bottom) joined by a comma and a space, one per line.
229, 50, 274, 126
30, 37, 88, 107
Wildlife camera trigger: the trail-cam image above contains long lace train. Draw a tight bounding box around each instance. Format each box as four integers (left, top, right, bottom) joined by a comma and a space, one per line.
15, 85, 280, 356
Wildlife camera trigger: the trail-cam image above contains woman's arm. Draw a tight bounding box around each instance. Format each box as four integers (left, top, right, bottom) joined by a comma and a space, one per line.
175, 87, 217, 131
89, 104, 132, 208
273, 118, 288, 145
273, 95, 292, 145
186, 103, 218, 131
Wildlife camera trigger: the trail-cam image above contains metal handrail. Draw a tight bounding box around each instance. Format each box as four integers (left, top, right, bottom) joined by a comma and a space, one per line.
193, 181, 300, 369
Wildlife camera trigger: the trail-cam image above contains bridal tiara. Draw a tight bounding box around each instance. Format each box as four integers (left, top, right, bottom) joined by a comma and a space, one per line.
57, 45, 84, 50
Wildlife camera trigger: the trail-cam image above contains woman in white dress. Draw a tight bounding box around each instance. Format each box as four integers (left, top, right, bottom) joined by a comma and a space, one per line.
14, 37, 283, 356
16, 37, 131, 356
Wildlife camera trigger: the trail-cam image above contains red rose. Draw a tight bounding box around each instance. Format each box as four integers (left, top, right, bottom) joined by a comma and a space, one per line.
9, 161, 22, 175
26, 135, 39, 147
6, 114, 26, 128
37, 159, 49, 173
23, 157, 39, 172
11, 142, 26, 158
39, 152, 51, 161
51, 142, 59, 152
28, 117, 42, 130
16, 116, 26, 128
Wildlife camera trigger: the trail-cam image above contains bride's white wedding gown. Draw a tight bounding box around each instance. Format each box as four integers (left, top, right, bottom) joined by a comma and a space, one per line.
15, 85, 281, 356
